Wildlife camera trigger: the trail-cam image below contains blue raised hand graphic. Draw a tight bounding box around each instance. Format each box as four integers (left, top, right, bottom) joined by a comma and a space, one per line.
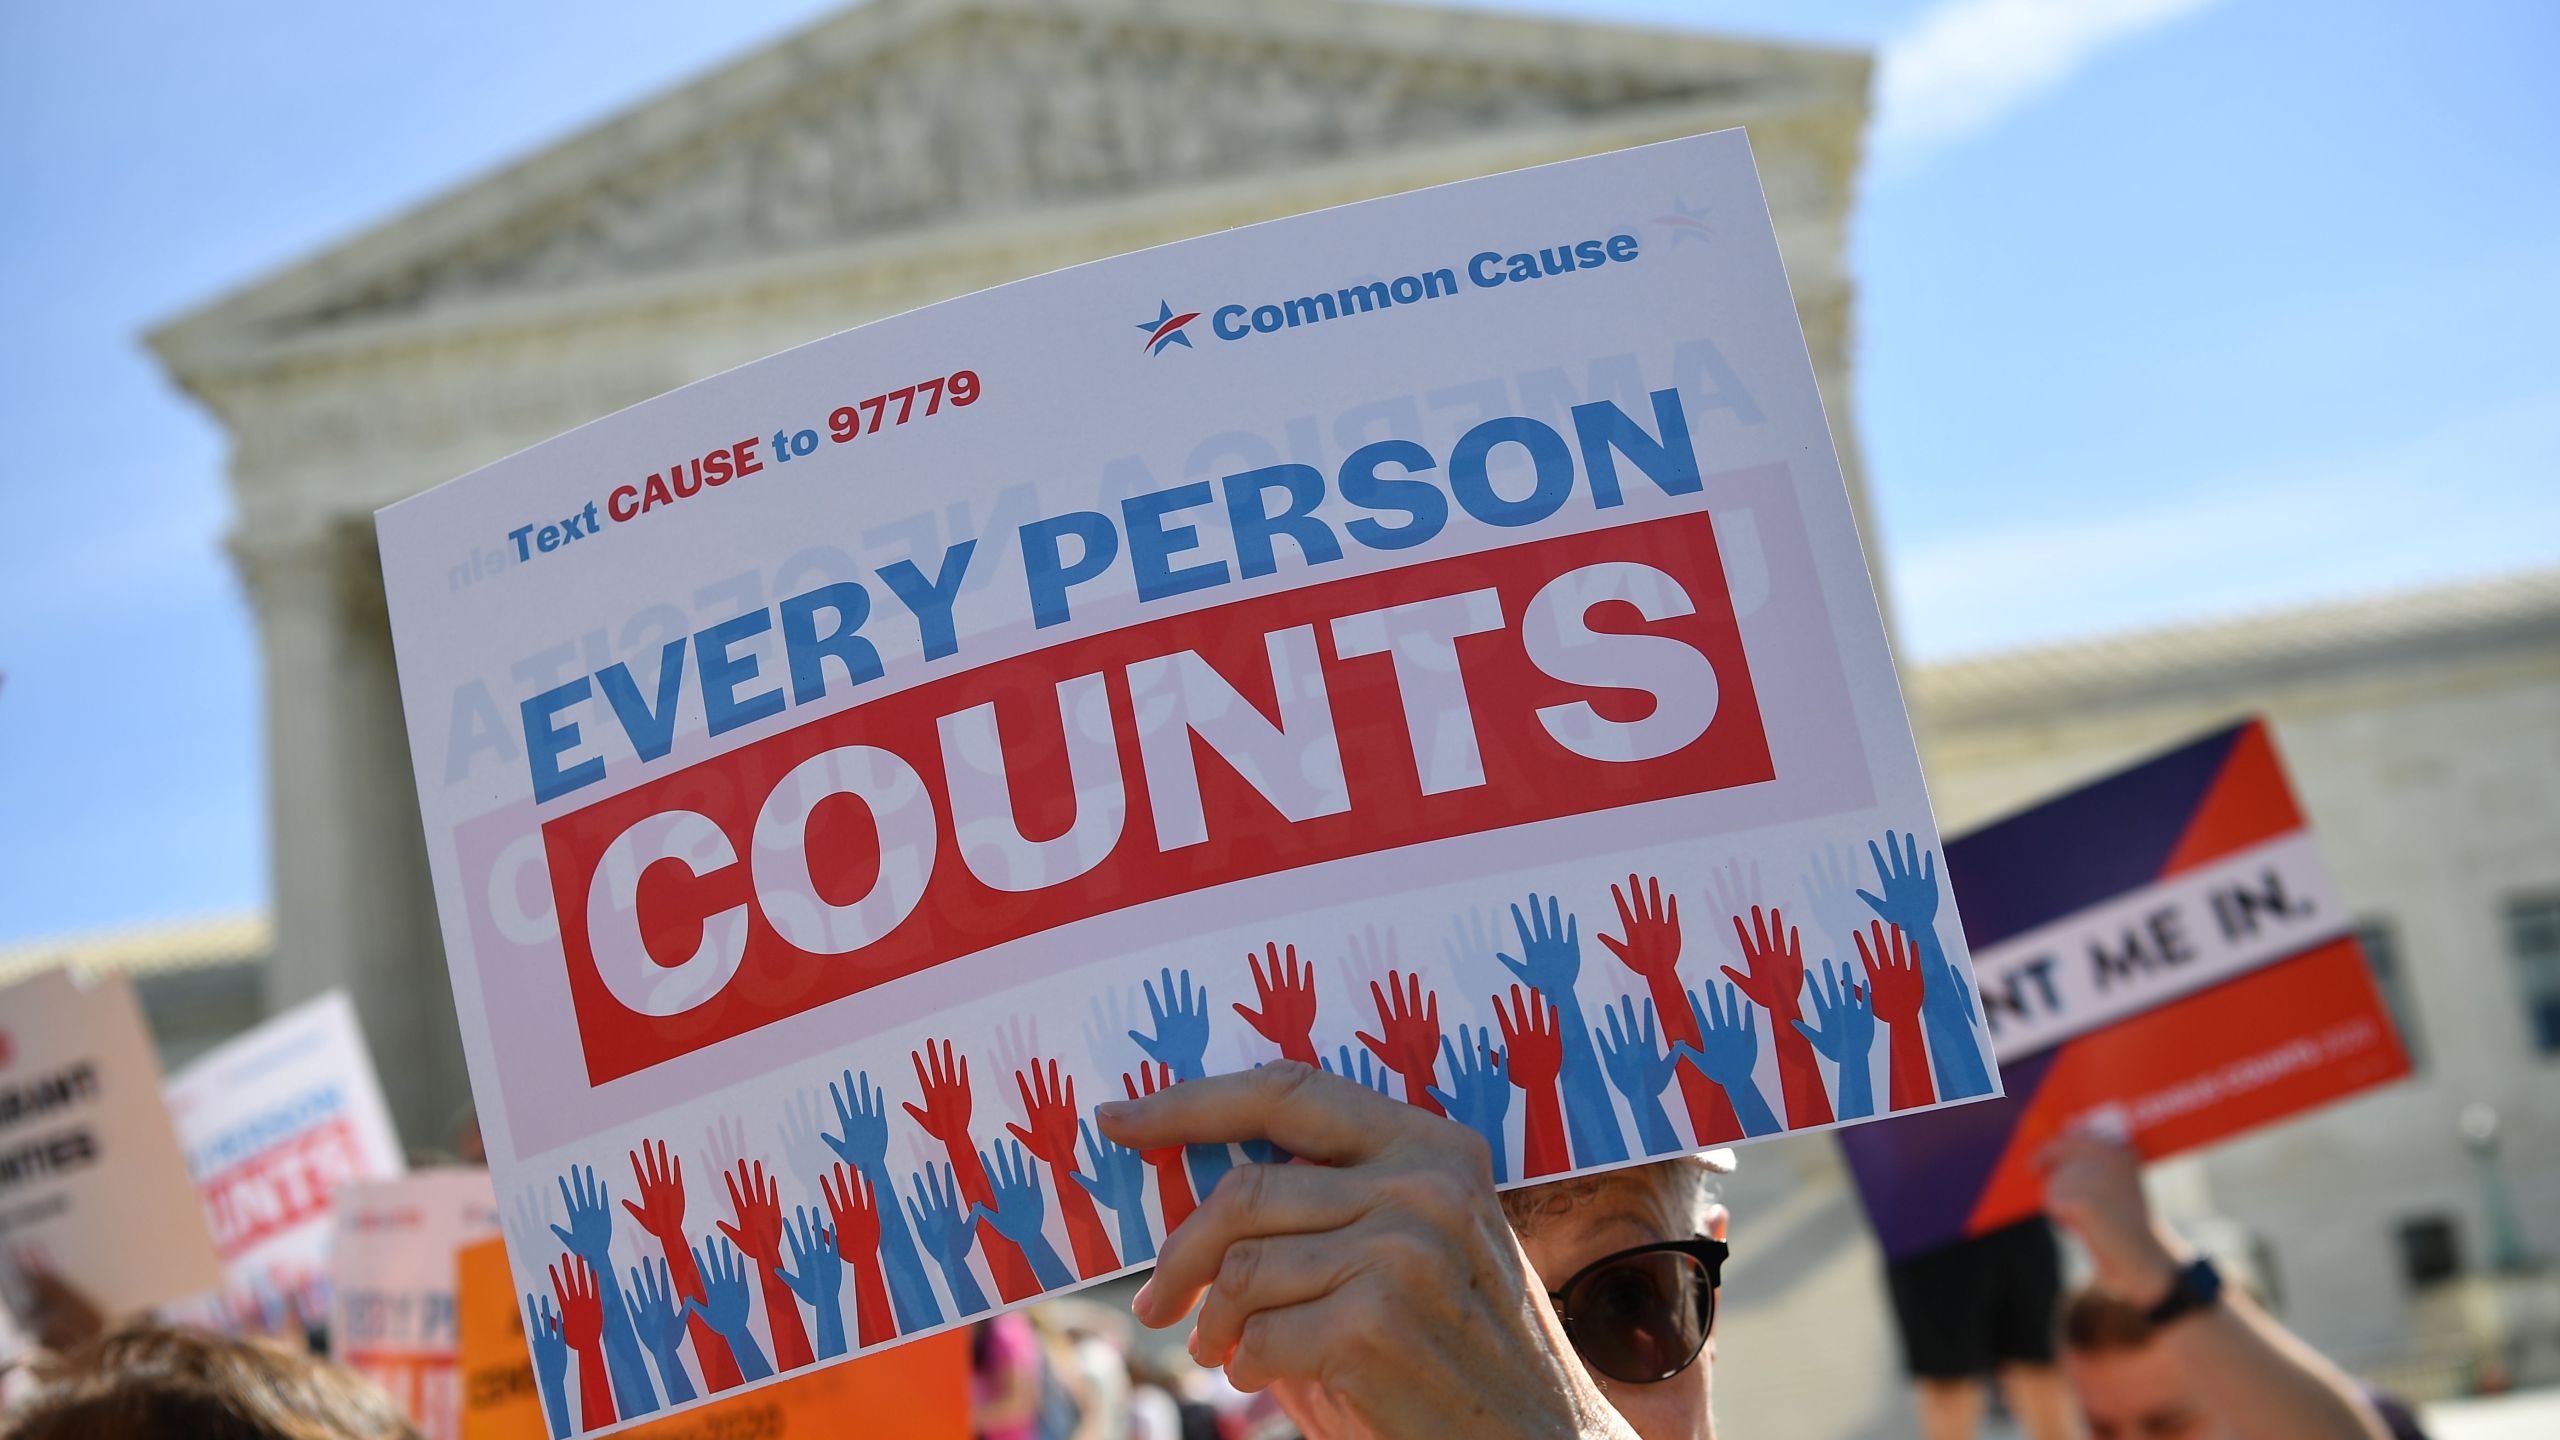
1321, 1043, 1396, 1095
1595, 995, 1683, 1155
1858, 830, 1992, 1099
549, 1165, 659, 1417
523, 1294, 571, 1439
970, 1138, 1074, 1290
825, 1069, 941, 1331
1793, 956, 1876, 1120
1426, 1024, 1512, 1182
1128, 966, 1232, 1197
1498, 894, 1628, 1165
625, 1255, 697, 1404
1672, 983, 1782, 1137
1129, 966, 1212, 1081
680, 1235, 773, 1381
905, 1163, 989, 1317
775, 1206, 847, 1360
1074, 1113, 1154, 1265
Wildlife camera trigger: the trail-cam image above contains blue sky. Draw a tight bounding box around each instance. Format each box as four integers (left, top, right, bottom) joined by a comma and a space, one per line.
2, 0, 2554, 943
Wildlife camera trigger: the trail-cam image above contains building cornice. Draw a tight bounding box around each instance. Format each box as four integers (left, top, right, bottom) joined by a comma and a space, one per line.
1912, 567, 2560, 730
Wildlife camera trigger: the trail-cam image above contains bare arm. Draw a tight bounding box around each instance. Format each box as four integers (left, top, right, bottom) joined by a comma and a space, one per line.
2165, 1288, 2391, 1440
2041, 1135, 2388, 1440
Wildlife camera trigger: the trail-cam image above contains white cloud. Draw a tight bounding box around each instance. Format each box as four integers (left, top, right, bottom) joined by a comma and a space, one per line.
1874, 0, 2223, 169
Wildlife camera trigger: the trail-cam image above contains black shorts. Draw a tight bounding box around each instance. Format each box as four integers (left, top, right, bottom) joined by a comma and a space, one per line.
1884, 1217, 2063, 1379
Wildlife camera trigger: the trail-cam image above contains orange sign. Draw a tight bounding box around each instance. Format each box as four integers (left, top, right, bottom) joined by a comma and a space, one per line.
456, 1236, 968, 1439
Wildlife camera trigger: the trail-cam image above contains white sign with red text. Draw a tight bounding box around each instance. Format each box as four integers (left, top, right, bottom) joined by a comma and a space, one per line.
378, 130, 1999, 1433
165, 991, 404, 1333
332, 1169, 499, 1440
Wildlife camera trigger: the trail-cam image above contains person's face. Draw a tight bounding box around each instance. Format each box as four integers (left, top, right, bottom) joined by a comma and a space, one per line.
2065, 1342, 2217, 1440
1516, 1173, 1729, 1440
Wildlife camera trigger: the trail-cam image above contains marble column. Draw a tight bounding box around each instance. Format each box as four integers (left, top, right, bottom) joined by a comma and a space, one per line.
236, 522, 473, 1152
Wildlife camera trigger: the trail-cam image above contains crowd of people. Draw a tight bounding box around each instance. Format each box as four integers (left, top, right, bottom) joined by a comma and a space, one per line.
2, 1061, 2418, 1440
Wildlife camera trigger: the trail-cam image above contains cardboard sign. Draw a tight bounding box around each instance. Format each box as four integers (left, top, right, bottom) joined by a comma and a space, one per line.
455, 1236, 965, 1440
1840, 719, 2412, 1260
334, 1169, 502, 1439
164, 991, 406, 1332
378, 128, 2000, 1430
0, 969, 224, 1327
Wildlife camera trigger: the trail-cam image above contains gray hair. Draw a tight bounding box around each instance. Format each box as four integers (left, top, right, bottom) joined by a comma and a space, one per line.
1497, 1156, 1722, 1237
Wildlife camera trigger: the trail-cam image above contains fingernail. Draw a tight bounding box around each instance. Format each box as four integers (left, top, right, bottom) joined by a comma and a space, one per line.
1186, 1325, 1202, 1361
1096, 1100, 1132, 1123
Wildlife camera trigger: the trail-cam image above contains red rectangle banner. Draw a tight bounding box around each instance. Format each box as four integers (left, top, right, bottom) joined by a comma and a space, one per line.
543, 510, 1774, 1081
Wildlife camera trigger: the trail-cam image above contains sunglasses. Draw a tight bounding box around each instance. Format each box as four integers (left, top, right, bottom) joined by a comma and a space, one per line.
1547, 1237, 1728, 1385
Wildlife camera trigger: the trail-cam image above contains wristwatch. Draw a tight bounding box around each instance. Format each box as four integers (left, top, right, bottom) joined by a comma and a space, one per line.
2142, 1256, 2223, 1328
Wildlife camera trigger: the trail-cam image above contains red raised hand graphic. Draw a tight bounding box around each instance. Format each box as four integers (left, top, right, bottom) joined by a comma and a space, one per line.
1010, 1059, 1118, 1278
719, 1159, 813, 1370
906, 1039, 1040, 1302
822, 1162, 895, 1349
1600, 874, 1743, 1144
620, 1138, 685, 1243
622, 1139, 740, 1390
1599, 874, 1683, 983
1357, 969, 1446, 1114
550, 1256, 615, 1431
1858, 921, 1937, 1112
1232, 942, 1320, 1066
902, 1039, 974, 1146
1495, 985, 1569, 1177
1724, 906, 1833, 1129
1123, 1063, 1196, 1231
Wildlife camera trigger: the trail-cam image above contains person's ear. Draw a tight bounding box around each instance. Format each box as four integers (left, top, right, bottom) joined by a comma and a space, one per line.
1705, 1202, 1730, 1243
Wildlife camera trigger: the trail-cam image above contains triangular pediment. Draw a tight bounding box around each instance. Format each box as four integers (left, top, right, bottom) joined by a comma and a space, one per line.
155, 0, 1863, 353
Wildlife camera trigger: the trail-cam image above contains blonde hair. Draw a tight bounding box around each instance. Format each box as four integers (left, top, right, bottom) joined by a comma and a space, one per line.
5, 1325, 420, 1440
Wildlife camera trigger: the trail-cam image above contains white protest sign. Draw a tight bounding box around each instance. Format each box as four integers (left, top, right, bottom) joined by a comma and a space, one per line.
379, 129, 2000, 1432
165, 990, 405, 1332
332, 1169, 500, 1440
0, 969, 224, 1325
1969, 831, 2348, 1061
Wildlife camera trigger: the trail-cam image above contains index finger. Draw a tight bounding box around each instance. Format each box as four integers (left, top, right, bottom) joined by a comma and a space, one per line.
1097, 1062, 1407, 1165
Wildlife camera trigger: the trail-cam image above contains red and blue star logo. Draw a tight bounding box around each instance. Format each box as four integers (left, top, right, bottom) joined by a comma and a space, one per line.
1138, 300, 1201, 355
1651, 196, 1712, 248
